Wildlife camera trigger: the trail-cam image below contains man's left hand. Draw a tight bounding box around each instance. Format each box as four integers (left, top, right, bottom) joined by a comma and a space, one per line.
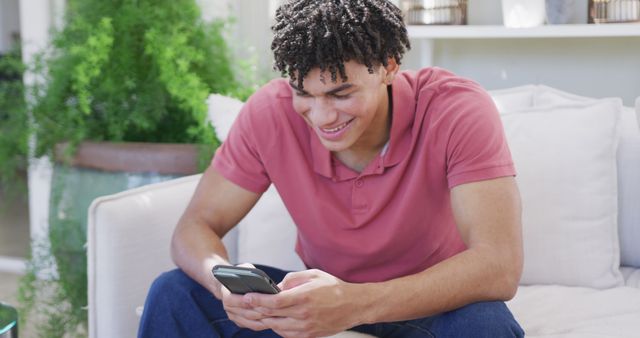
244, 269, 365, 338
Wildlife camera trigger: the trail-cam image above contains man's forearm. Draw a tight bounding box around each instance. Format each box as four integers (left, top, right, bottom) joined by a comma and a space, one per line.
171, 219, 232, 296
356, 246, 521, 324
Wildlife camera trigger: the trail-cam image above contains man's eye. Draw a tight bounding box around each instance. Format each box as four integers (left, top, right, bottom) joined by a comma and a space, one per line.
295, 91, 310, 97
332, 93, 351, 99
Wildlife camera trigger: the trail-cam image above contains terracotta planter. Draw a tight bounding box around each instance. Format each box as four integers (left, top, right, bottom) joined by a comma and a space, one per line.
37, 141, 204, 331
54, 141, 201, 175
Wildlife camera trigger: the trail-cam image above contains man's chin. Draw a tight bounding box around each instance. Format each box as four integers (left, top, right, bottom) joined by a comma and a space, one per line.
318, 138, 351, 153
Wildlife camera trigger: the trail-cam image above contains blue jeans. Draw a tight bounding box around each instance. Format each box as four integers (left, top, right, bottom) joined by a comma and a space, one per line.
138, 266, 524, 338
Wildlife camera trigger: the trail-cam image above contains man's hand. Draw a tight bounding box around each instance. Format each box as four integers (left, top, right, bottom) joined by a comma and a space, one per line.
246, 269, 364, 338
219, 263, 271, 331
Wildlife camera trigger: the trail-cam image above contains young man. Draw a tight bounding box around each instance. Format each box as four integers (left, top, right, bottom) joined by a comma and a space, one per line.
139, 0, 525, 337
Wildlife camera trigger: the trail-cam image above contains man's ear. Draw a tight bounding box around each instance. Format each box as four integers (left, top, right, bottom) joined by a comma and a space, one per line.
383, 57, 400, 84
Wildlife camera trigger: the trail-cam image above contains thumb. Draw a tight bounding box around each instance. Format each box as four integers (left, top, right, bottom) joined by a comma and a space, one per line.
278, 270, 316, 291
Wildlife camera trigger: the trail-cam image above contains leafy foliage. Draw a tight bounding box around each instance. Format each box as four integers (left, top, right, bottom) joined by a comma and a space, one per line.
0, 45, 28, 190
29, 0, 248, 162
18, 236, 87, 338
11, 0, 256, 336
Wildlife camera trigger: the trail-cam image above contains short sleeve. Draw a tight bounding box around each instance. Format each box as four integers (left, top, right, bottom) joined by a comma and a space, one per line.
441, 82, 516, 189
211, 97, 271, 193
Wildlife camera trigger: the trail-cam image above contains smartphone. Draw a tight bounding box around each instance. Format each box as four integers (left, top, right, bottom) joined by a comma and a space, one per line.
212, 265, 281, 295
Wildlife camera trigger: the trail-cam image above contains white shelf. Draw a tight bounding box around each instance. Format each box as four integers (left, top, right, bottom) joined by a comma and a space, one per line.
407, 23, 640, 39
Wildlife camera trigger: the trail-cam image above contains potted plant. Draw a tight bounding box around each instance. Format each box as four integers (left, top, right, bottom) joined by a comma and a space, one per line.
0, 44, 28, 196
4, 0, 255, 336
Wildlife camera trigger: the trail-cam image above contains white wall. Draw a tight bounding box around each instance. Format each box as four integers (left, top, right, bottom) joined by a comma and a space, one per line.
197, 0, 231, 22
229, 0, 281, 80
419, 37, 640, 106
19, 0, 62, 249
402, 0, 639, 106
0, 0, 21, 53
224, 0, 639, 107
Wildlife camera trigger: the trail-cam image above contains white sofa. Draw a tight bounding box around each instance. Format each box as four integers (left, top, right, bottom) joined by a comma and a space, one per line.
87, 86, 640, 338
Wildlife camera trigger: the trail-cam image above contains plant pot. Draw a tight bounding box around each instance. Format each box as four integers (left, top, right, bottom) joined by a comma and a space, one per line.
53, 141, 201, 175
24, 141, 202, 334
0, 302, 18, 338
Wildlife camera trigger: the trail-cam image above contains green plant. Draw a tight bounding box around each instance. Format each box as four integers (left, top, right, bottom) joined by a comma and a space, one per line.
0, 45, 28, 193
31, 0, 247, 161
13, 0, 256, 335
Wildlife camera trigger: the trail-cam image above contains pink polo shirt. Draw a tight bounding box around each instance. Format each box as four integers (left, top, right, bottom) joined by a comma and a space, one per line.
212, 67, 515, 283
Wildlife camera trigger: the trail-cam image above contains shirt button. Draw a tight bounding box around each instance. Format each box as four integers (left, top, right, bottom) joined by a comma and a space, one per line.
355, 179, 364, 187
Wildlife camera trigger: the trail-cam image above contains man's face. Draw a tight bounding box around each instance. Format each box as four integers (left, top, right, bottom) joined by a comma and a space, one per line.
290, 60, 393, 153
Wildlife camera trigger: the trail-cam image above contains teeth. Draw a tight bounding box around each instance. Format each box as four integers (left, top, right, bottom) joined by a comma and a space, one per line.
322, 120, 351, 133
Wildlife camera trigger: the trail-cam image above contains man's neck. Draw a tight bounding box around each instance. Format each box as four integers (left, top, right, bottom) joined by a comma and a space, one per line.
333, 85, 392, 173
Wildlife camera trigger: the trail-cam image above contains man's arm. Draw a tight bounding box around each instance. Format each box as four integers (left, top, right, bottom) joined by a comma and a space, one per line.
249, 176, 523, 337
171, 165, 262, 299
359, 176, 523, 322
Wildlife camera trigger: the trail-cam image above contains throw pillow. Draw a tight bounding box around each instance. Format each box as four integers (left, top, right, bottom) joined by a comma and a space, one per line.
236, 186, 306, 271
533, 85, 594, 106
207, 94, 244, 141
534, 86, 640, 269
489, 85, 536, 113
501, 99, 624, 288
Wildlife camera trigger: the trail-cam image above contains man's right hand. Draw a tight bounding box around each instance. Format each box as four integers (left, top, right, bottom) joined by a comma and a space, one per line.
218, 263, 273, 331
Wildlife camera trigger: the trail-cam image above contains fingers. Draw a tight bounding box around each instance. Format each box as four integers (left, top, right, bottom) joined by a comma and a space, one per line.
226, 311, 269, 331
252, 304, 308, 319
244, 289, 300, 310
279, 270, 316, 290
222, 267, 329, 334
247, 269, 326, 311
222, 286, 269, 330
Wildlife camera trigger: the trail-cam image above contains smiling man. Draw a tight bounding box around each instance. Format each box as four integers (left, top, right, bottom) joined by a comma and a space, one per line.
138, 1, 525, 337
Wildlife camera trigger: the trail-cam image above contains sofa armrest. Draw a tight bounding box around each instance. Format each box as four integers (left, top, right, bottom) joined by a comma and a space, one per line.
87, 174, 238, 338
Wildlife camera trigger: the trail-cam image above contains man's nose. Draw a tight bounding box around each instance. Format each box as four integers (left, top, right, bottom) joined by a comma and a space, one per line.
308, 98, 337, 126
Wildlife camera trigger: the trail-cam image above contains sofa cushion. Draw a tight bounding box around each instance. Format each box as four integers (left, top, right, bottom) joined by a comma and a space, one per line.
207, 94, 244, 141
621, 267, 640, 288
500, 99, 624, 288
533, 86, 640, 269
489, 85, 536, 113
235, 186, 306, 270
507, 285, 640, 337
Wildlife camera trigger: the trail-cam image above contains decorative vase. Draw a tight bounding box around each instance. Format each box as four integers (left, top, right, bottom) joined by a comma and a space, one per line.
502, 0, 546, 28
546, 0, 575, 24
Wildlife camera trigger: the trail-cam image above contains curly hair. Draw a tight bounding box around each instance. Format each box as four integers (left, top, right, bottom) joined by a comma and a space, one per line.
271, 0, 411, 89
